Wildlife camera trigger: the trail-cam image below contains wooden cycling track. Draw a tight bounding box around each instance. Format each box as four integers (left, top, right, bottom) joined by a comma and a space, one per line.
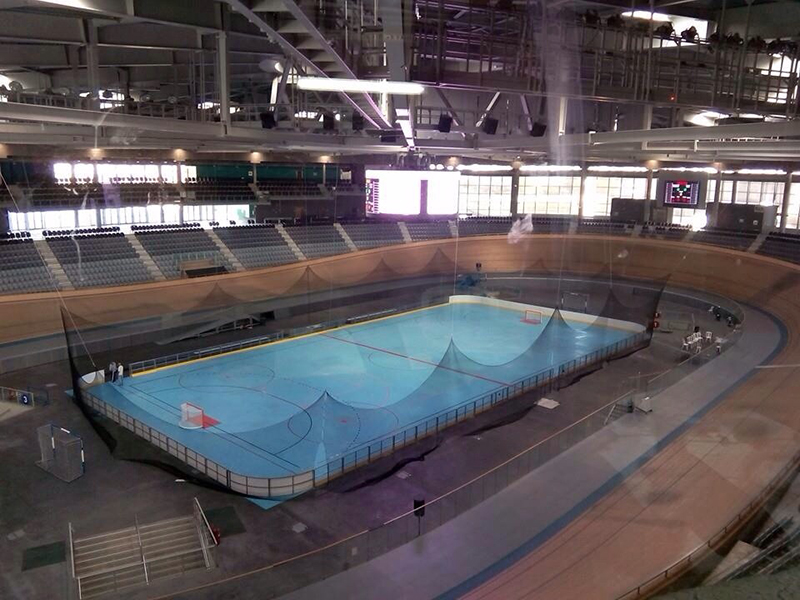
2, 233, 799, 599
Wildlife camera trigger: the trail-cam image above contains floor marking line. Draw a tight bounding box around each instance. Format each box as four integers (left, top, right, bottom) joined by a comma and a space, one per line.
754, 363, 800, 369
321, 333, 511, 387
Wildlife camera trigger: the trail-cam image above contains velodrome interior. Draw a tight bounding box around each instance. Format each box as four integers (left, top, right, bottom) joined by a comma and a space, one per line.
2, 1, 800, 599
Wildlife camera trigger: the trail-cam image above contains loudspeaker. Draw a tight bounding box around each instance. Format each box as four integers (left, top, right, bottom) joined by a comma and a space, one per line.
482, 117, 498, 135
437, 113, 453, 133
380, 132, 398, 143
260, 111, 276, 129
413, 498, 426, 518
530, 122, 547, 137
323, 114, 335, 131
352, 113, 364, 132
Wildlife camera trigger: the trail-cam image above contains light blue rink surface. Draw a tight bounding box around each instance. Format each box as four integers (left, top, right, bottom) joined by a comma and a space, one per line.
92, 302, 633, 481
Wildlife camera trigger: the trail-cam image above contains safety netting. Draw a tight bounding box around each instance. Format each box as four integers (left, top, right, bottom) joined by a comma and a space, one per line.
56, 239, 664, 498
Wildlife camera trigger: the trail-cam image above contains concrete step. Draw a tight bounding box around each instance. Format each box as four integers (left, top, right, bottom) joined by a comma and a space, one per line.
72, 512, 211, 599
147, 550, 207, 582
79, 563, 147, 599
125, 233, 165, 280
398, 222, 412, 243
206, 229, 245, 272
333, 223, 358, 252
74, 537, 140, 566
33, 239, 73, 290
276, 223, 307, 261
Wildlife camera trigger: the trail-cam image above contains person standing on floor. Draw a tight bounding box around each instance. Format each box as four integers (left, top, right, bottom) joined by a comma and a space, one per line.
109, 361, 117, 382
117, 363, 124, 386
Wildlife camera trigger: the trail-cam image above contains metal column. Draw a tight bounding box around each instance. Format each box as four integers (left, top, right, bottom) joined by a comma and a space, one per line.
84, 20, 100, 110
510, 169, 520, 217
217, 32, 231, 126
712, 169, 723, 226
780, 169, 793, 232
644, 168, 654, 222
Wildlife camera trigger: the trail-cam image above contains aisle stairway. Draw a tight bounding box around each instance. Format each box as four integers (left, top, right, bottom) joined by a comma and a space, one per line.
72, 514, 213, 599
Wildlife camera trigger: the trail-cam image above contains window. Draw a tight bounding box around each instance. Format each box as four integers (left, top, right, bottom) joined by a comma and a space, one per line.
162, 204, 181, 223
180, 165, 197, 182
161, 165, 178, 184
734, 181, 783, 206
584, 177, 647, 217
785, 183, 800, 230
53, 163, 72, 183
72, 163, 95, 182
458, 175, 511, 217
518, 176, 580, 215
77, 209, 97, 228
43, 210, 76, 231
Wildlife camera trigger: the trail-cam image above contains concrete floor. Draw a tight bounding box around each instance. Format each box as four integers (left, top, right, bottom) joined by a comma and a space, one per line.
0, 279, 733, 600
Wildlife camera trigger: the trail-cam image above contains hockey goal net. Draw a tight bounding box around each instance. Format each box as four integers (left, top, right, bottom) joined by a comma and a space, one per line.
521, 309, 543, 324
179, 402, 205, 429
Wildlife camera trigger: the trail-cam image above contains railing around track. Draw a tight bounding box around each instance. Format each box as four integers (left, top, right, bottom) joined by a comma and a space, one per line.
616, 448, 800, 600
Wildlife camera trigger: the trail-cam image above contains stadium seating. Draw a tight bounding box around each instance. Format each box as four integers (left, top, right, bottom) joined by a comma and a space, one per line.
341, 222, 405, 249
257, 180, 324, 198
641, 223, 690, 240
46, 232, 154, 288
183, 178, 254, 202
282, 224, 350, 258
0, 238, 57, 293
405, 221, 453, 241
691, 227, 757, 252
757, 232, 800, 264
5, 217, 800, 295
213, 225, 297, 268
577, 219, 633, 236
28, 184, 106, 207
135, 225, 232, 278
531, 216, 572, 233
455, 218, 514, 236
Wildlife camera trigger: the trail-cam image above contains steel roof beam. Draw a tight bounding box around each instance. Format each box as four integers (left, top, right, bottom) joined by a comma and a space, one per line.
221, 0, 385, 130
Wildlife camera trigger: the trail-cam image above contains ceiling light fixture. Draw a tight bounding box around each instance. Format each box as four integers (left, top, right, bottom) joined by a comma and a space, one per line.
297, 78, 425, 95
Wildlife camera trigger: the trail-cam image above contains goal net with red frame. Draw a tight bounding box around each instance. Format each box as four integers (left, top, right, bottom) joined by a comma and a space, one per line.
521, 309, 543, 324
180, 402, 206, 429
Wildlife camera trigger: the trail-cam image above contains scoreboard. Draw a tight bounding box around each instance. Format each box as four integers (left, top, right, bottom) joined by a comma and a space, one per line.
656, 173, 707, 210
664, 180, 701, 206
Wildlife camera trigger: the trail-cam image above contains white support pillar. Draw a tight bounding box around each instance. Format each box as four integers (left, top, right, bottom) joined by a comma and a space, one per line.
510, 169, 520, 217
380, 0, 413, 145
84, 20, 100, 110
780, 170, 793, 232
644, 168, 654, 222
641, 105, 653, 151
711, 169, 723, 227
557, 97, 568, 136
217, 31, 231, 126
578, 168, 586, 219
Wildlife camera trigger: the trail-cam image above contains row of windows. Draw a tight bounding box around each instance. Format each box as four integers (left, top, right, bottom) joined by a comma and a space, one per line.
8, 204, 249, 233
53, 162, 197, 184
459, 176, 648, 218
458, 176, 798, 225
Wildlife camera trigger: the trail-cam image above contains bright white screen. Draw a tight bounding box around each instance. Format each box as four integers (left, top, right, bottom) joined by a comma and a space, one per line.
426, 171, 460, 215
365, 169, 460, 215
366, 169, 421, 215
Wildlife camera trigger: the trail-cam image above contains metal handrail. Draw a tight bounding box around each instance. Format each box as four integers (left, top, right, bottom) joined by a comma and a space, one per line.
134, 515, 149, 584
194, 497, 218, 547
68, 523, 76, 580
616, 448, 800, 600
